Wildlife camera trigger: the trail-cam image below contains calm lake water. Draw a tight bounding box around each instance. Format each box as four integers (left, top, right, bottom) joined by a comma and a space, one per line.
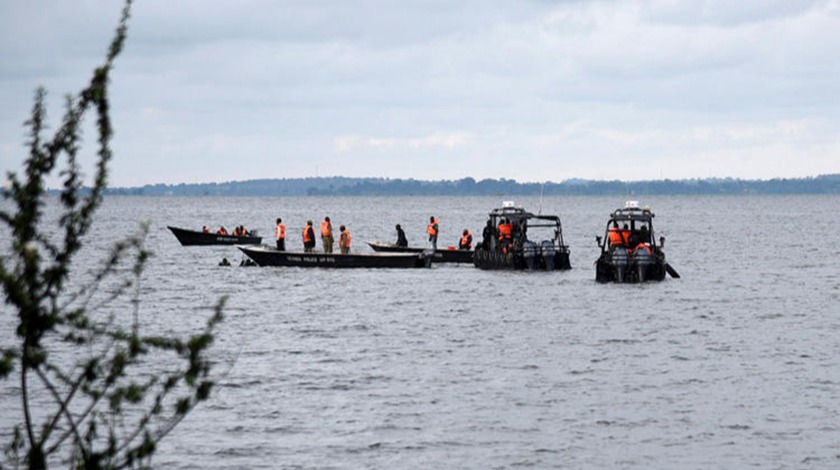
2, 195, 839, 469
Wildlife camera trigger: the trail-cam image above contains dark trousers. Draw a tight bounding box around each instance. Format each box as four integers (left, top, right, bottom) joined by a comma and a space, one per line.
276, 239, 285, 251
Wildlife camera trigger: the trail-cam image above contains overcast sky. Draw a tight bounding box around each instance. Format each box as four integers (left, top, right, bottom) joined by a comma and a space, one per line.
1, 0, 839, 187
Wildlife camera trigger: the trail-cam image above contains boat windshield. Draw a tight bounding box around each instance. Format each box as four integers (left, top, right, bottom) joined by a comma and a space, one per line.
488, 210, 564, 246
606, 210, 655, 248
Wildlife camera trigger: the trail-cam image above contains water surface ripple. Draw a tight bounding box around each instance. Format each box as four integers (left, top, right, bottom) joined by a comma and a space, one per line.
2, 195, 839, 469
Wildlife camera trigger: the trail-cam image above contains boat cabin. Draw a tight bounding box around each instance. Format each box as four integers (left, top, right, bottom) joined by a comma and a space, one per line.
484, 202, 567, 252
474, 201, 571, 270
596, 200, 661, 253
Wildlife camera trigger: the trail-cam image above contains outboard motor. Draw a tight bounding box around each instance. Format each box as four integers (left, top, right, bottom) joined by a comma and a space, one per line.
633, 246, 652, 282
540, 240, 555, 271
522, 240, 537, 270
610, 247, 629, 283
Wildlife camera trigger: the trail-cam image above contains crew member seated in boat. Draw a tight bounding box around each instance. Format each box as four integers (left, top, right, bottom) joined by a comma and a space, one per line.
395, 224, 408, 247
459, 229, 472, 250
607, 222, 630, 249
202, 225, 210, 233
498, 218, 513, 253
303, 220, 316, 252
630, 224, 650, 247
631, 242, 652, 256
216, 226, 228, 235
427, 216, 439, 250
339, 225, 351, 254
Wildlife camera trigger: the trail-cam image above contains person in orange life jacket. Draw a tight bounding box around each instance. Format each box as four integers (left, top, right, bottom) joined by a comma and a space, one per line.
202, 225, 210, 233
321, 216, 334, 253
216, 226, 228, 235
395, 224, 408, 247
427, 216, 439, 250
303, 220, 316, 252
339, 225, 351, 254
608, 222, 630, 248
631, 242, 652, 256
275, 218, 286, 251
497, 218, 513, 253
232, 226, 241, 237
459, 229, 472, 250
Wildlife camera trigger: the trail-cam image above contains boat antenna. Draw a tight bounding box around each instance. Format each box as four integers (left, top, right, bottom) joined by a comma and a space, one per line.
538, 182, 545, 215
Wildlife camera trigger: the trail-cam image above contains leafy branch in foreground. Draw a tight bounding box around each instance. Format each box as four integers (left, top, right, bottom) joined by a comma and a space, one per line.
0, 1, 223, 468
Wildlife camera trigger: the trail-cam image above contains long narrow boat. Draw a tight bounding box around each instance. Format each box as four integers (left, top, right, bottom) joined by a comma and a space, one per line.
367, 241, 474, 264
168, 226, 262, 246
238, 245, 432, 268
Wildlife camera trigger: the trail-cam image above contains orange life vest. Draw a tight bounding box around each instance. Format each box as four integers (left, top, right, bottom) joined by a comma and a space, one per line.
321, 221, 332, 237
427, 219, 439, 236
302, 226, 313, 243
275, 223, 285, 240
632, 243, 652, 255
608, 227, 630, 247
217, 227, 228, 235
460, 231, 472, 249
340, 230, 351, 248
498, 223, 512, 240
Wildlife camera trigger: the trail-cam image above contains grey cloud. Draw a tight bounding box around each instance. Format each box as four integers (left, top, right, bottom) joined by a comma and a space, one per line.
2, 0, 839, 187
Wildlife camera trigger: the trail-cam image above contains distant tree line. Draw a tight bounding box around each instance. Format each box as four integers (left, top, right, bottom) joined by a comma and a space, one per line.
93, 174, 840, 196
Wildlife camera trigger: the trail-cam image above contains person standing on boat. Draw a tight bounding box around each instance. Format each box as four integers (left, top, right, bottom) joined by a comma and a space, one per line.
321, 216, 334, 253
303, 220, 316, 252
339, 225, 351, 254
459, 229, 473, 250
275, 218, 286, 251
480, 219, 495, 251
498, 218, 513, 253
395, 224, 408, 247
427, 216, 439, 250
